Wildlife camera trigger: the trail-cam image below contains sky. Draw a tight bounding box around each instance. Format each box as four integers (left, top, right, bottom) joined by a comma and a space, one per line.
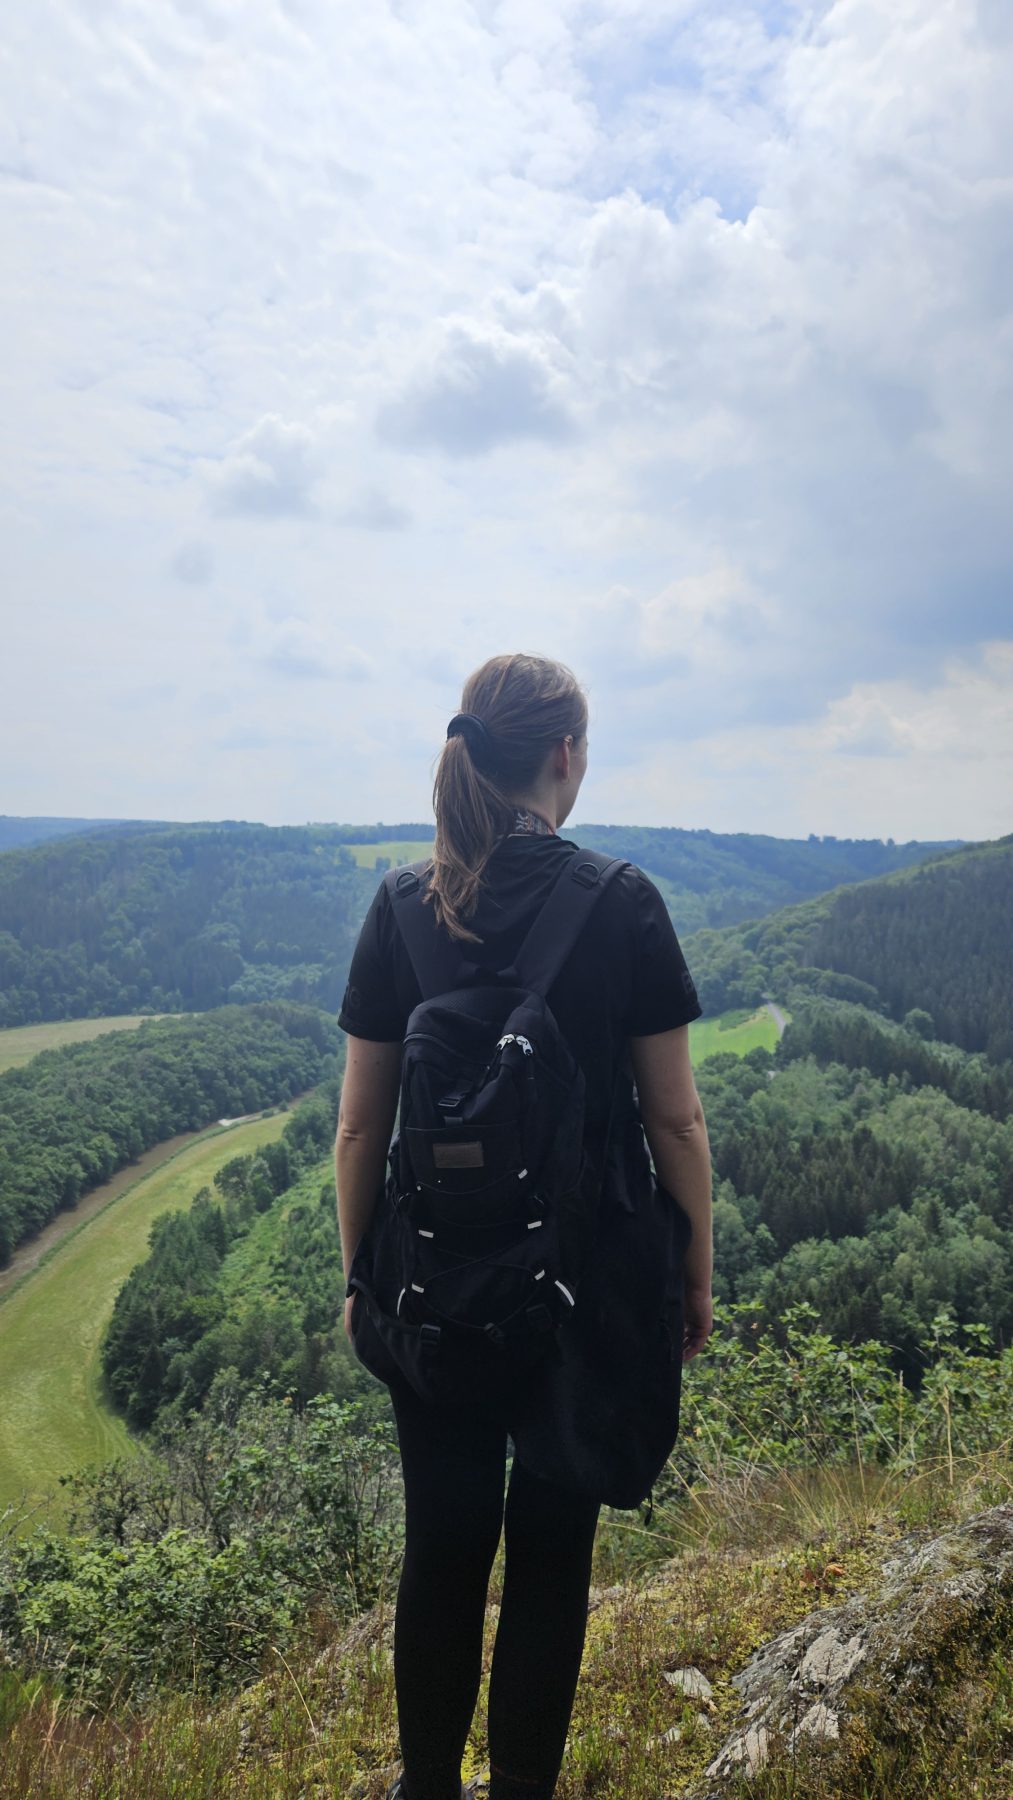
2, 0, 1012, 843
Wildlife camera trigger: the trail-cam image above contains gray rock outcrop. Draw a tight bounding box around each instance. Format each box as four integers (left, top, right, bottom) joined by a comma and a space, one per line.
682, 1500, 1013, 1796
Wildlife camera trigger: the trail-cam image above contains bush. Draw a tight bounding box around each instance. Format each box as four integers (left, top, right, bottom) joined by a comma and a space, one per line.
1, 1381, 401, 1704
667, 1300, 1013, 1496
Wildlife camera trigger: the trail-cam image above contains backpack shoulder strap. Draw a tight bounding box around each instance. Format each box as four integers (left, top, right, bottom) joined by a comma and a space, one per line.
383, 860, 478, 1000
503, 849, 627, 996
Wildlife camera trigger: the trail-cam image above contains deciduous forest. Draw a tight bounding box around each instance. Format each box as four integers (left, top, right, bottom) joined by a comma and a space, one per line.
0, 819, 956, 1025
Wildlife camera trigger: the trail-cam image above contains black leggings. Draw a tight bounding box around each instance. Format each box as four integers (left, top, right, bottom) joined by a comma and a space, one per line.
387, 1375, 602, 1800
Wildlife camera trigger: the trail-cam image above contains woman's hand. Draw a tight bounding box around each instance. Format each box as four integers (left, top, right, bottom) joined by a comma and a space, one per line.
682, 1283, 713, 1363
343, 1293, 358, 1344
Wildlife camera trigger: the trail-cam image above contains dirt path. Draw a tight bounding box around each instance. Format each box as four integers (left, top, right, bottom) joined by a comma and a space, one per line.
764, 1000, 789, 1038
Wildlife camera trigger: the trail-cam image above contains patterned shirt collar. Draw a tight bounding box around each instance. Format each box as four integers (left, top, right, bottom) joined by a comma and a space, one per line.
510, 807, 556, 837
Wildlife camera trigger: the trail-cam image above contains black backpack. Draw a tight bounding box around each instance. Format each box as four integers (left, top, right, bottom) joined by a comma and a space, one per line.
346, 848, 626, 1408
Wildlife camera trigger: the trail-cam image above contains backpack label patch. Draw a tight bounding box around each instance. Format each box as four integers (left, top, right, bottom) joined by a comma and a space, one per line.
432, 1140, 485, 1169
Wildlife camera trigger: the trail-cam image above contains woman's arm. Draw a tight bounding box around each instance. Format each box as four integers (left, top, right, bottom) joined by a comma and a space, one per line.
335, 1035, 401, 1335
630, 1025, 713, 1360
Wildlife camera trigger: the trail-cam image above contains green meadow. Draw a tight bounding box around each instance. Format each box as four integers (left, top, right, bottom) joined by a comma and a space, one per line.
0, 1014, 164, 1074
0, 1113, 290, 1521
339, 838, 434, 869
690, 1003, 786, 1065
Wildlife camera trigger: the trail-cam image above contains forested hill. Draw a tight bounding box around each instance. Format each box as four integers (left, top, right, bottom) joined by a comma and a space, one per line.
567, 823, 958, 931
98, 834, 1013, 1433
687, 833, 1013, 1062
674, 837, 1013, 1370
0, 818, 956, 1027
0, 825, 379, 1025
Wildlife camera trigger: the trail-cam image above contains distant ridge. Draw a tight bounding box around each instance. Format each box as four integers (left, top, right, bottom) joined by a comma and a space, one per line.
0, 813, 961, 858
0, 818, 968, 1028
567, 823, 962, 931
0, 815, 140, 852
0, 813, 960, 929
0, 816, 439, 853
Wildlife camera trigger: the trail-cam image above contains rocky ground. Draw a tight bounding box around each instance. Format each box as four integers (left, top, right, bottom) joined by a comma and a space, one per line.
221, 1478, 1013, 1798
683, 1500, 1013, 1798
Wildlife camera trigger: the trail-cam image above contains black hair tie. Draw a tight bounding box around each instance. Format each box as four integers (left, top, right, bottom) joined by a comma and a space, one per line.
446, 712, 496, 769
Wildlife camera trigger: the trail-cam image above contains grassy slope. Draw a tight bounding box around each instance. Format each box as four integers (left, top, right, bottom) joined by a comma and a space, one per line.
0, 1015, 166, 1074
216, 1160, 333, 1307
0, 1114, 290, 1519
690, 1006, 785, 1065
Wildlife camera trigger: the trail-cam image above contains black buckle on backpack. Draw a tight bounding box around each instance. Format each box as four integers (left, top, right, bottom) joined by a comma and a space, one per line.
571, 859, 601, 889
395, 868, 421, 895
419, 1323, 441, 1349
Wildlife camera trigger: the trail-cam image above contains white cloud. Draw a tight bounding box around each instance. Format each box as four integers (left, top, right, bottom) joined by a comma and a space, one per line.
338, 489, 412, 531
379, 324, 577, 454
252, 619, 374, 683
170, 540, 215, 584
205, 416, 320, 519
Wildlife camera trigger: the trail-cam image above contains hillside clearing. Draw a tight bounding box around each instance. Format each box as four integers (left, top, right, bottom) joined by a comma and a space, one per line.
690, 1005, 786, 1065
0, 1014, 170, 1073
0, 1113, 291, 1521
338, 839, 434, 869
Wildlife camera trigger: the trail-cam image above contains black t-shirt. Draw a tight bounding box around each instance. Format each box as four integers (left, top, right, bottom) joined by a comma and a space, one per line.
338, 834, 702, 1132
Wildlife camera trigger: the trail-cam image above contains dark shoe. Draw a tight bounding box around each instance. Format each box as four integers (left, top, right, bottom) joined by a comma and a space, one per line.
384, 1780, 472, 1799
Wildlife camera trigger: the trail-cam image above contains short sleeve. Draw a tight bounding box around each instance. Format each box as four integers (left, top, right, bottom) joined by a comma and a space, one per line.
625, 871, 703, 1036
337, 880, 407, 1042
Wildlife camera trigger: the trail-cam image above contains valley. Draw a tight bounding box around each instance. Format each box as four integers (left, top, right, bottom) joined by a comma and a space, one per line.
0, 1111, 292, 1518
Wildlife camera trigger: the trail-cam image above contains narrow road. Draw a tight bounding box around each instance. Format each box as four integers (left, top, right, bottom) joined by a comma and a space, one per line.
764, 1000, 788, 1038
